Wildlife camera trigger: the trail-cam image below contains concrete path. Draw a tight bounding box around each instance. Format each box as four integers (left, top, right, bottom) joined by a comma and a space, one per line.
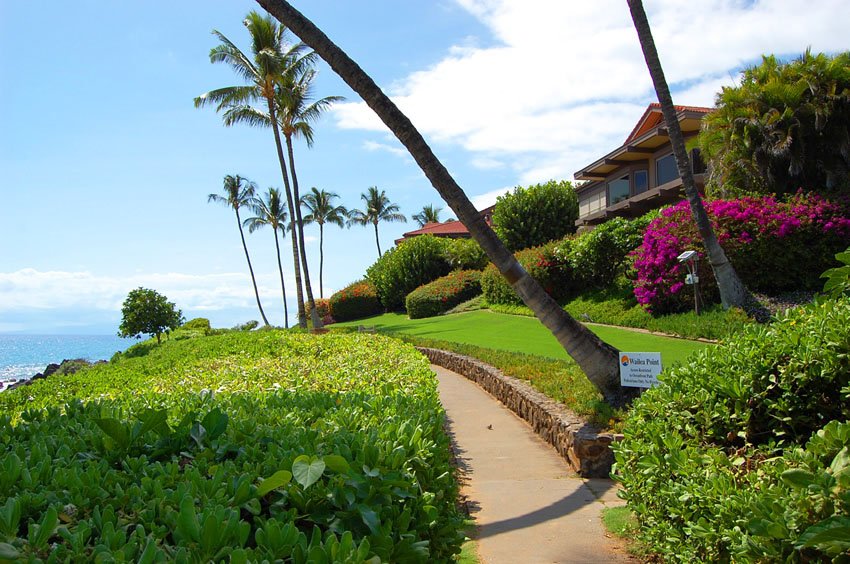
433, 365, 635, 564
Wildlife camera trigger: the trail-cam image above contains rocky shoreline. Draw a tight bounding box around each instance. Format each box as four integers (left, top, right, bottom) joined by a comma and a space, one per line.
1, 358, 105, 392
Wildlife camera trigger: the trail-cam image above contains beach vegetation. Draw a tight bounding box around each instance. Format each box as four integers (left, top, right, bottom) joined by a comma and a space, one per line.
348, 186, 407, 258
411, 204, 443, 227
300, 187, 349, 300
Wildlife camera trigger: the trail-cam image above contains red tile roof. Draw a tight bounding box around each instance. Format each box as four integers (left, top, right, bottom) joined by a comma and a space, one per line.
401, 220, 469, 238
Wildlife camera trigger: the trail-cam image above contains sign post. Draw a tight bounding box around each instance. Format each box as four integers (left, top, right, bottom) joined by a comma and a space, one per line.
619, 352, 662, 388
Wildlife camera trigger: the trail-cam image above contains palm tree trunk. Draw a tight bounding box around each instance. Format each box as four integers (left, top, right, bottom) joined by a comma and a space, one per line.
319, 223, 324, 299
268, 100, 308, 328
373, 222, 381, 257
273, 226, 289, 328
256, 0, 632, 405
235, 207, 270, 326
285, 135, 323, 329
627, 0, 749, 310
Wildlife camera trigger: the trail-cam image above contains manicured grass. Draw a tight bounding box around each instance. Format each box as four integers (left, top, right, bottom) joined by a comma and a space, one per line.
335, 310, 710, 369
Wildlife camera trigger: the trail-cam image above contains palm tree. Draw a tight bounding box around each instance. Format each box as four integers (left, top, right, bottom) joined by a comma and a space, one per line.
243, 187, 290, 328
254, 0, 635, 406
412, 204, 443, 227
194, 11, 311, 329
348, 186, 407, 258
301, 187, 348, 298
627, 0, 749, 311
208, 174, 270, 327
275, 63, 344, 328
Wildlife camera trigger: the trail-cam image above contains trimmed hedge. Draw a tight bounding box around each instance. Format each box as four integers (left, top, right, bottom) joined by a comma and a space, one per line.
366, 235, 451, 311
480, 238, 572, 305
328, 280, 383, 322
614, 297, 850, 561
405, 270, 482, 319
491, 180, 579, 251
442, 238, 488, 271
305, 298, 332, 325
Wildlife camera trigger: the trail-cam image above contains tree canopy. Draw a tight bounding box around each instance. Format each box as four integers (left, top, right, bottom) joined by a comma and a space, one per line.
699, 50, 850, 197
491, 180, 578, 252
118, 288, 183, 344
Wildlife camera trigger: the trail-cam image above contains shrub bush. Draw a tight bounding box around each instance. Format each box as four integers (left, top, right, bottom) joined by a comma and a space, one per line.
633, 193, 850, 314
231, 320, 259, 331
614, 297, 850, 561
366, 235, 451, 310
305, 298, 330, 319
328, 280, 383, 322
181, 317, 211, 331
443, 238, 489, 271
556, 214, 654, 290
492, 180, 579, 251
480, 238, 573, 305
405, 270, 482, 319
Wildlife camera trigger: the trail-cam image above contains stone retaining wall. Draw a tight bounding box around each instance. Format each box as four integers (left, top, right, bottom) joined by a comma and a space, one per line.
418, 347, 622, 478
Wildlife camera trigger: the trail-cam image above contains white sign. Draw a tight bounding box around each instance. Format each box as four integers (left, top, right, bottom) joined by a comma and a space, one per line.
619, 352, 662, 388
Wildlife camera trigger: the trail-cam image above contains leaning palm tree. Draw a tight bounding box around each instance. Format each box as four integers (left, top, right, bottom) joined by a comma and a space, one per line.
208, 174, 270, 327
194, 11, 311, 328
300, 187, 348, 298
275, 64, 344, 329
348, 186, 407, 258
627, 0, 749, 311
243, 187, 290, 328
256, 0, 634, 406
412, 204, 443, 227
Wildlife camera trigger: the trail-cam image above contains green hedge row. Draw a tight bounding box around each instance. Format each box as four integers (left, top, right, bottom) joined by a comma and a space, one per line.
614, 298, 850, 561
405, 270, 482, 319
0, 332, 464, 562
328, 280, 383, 322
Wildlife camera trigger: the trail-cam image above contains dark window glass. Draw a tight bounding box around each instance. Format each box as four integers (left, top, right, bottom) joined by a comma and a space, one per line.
608, 175, 630, 204
656, 153, 679, 186
691, 148, 706, 174
634, 170, 648, 194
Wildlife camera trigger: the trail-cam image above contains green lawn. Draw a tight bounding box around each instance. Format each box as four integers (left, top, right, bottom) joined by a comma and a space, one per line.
335, 310, 710, 370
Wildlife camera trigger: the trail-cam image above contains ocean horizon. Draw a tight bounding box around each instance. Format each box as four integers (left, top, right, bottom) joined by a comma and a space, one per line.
0, 334, 135, 387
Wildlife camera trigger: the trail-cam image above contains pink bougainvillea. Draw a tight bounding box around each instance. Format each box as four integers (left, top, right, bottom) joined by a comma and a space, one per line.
633, 192, 850, 314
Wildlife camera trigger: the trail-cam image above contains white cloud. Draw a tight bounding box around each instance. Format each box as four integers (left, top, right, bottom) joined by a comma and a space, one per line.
0, 269, 292, 313
470, 186, 512, 209
332, 0, 850, 182
362, 140, 409, 158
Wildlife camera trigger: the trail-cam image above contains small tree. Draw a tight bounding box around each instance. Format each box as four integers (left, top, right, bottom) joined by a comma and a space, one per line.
118, 288, 183, 344
491, 180, 578, 251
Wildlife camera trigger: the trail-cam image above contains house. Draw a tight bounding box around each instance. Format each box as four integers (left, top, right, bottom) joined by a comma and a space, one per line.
573, 103, 710, 227
395, 205, 495, 244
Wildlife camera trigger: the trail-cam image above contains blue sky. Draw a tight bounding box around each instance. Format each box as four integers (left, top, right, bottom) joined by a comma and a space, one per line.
1, 0, 848, 334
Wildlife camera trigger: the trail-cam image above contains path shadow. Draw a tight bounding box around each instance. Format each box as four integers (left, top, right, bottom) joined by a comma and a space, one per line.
476, 479, 616, 539
442, 411, 482, 516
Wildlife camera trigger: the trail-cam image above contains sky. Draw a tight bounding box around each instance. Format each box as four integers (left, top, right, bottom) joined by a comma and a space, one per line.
1, 0, 848, 334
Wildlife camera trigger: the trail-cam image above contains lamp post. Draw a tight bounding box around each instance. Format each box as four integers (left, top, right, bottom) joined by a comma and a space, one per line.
677, 250, 700, 315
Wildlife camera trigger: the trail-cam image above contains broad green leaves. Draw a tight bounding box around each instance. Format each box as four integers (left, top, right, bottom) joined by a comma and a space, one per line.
292, 455, 326, 489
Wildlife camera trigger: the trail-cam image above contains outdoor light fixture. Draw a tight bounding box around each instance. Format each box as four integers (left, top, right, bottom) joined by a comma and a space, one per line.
677, 250, 701, 315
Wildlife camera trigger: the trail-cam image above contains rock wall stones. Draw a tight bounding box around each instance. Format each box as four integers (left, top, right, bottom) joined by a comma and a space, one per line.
419, 347, 622, 478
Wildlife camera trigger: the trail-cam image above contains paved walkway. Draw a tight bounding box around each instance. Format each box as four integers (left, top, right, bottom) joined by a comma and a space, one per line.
433, 365, 635, 564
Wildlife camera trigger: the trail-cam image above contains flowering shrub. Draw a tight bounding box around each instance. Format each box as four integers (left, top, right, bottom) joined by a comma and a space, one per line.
633, 193, 850, 313
442, 238, 489, 271
305, 298, 333, 324
405, 270, 482, 319
328, 280, 383, 321
480, 238, 573, 305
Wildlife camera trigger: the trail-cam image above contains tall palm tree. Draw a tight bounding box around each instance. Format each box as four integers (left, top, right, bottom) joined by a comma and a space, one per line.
194, 11, 312, 329
412, 204, 443, 227
300, 187, 348, 298
348, 186, 407, 258
627, 0, 749, 311
243, 187, 290, 328
276, 64, 344, 329
208, 174, 270, 327
256, 0, 634, 405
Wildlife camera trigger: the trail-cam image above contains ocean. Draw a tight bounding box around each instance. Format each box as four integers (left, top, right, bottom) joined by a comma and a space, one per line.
0, 334, 134, 389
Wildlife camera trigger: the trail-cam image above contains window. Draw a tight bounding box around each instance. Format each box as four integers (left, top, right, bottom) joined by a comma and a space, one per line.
579, 186, 606, 217
656, 153, 679, 186
634, 170, 648, 194
608, 175, 630, 205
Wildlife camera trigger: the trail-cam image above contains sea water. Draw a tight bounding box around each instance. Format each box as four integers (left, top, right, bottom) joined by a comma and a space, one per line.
0, 334, 133, 388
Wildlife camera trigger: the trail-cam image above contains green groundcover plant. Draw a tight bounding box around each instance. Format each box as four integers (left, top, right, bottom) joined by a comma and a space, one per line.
406, 270, 482, 319
0, 331, 464, 562
614, 297, 850, 562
